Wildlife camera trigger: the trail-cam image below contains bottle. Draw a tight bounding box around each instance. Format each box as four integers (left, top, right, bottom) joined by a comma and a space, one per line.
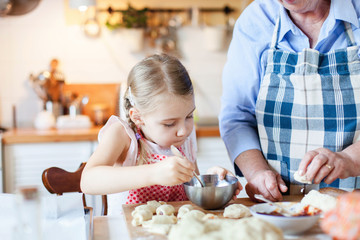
14, 186, 42, 240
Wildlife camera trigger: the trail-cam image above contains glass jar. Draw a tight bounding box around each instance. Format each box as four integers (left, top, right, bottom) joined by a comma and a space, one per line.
14, 186, 42, 240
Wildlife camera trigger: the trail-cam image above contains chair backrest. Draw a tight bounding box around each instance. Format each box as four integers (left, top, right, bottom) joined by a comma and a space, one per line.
42, 162, 107, 215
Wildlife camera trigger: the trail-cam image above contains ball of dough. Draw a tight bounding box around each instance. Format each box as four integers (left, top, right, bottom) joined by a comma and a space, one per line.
134, 204, 155, 215
146, 200, 162, 214
156, 204, 175, 216
180, 210, 206, 221
177, 204, 194, 219
131, 209, 153, 226
223, 204, 251, 219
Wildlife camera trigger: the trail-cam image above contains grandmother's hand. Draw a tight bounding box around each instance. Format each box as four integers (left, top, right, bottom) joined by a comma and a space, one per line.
245, 169, 288, 202
297, 148, 358, 184
206, 166, 243, 200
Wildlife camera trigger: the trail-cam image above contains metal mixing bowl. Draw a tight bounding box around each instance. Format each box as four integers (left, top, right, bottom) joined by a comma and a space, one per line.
183, 174, 238, 210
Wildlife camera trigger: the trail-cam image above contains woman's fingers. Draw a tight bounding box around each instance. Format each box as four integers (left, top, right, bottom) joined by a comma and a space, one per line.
264, 174, 283, 201
298, 150, 318, 176
276, 174, 288, 193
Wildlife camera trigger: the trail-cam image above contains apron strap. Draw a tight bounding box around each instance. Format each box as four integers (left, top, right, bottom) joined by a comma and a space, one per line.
344, 21, 357, 46
270, 17, 281, 50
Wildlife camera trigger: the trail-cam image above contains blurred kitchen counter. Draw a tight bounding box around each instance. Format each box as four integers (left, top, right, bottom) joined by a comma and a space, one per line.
2, 125, 220, 144
1, 127, 102, 144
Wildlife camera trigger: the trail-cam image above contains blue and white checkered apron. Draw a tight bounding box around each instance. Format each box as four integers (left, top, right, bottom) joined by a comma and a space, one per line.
255, 18, 360, 194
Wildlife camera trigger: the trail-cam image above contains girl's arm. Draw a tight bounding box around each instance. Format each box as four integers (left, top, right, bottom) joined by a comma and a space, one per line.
80, 122, 194, 195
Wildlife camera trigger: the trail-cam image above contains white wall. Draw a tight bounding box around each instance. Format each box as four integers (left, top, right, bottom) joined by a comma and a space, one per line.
0, 0, 236, 128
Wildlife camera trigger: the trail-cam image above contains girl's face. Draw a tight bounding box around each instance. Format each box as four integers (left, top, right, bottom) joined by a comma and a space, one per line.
139, 93, 195, 148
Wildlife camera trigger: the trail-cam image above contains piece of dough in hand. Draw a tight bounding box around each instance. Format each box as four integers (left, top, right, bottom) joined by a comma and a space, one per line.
223, 204, 251, 219
294, 170, 312, 184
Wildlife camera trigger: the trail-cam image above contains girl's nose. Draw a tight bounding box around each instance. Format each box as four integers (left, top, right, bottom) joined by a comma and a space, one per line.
176, 126, 186, 137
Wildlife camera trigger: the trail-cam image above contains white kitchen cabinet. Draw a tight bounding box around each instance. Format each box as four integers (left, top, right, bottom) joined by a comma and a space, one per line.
4, 141, 97, 194
196, 137, 248, 198
196, 137, 234, 174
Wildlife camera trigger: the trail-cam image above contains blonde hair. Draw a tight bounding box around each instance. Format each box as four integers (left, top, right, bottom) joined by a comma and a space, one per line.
124, 53, 193, 165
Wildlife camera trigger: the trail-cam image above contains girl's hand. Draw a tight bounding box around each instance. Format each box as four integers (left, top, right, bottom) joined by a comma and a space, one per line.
206, 166, 243, 200
153, 156, 195, 186
245, 169, 287, 202
297, 148, 358, 184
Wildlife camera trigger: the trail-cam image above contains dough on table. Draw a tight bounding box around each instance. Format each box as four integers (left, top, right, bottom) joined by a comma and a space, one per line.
168, 214, 283, 240
301, 190, 337, 212
223, 204, 251, 219
180, 210, 206, 221
202, 213, 218, 221
294, 171, 312, 184
145, 215, 178, 225
131, 209, 153, 226
145, 223, 173, 235
146, 200, 162, 214
156, 204, 175, 216
176, 204, 194, 219
142, 215, 177, 235
133, 204, 155, 215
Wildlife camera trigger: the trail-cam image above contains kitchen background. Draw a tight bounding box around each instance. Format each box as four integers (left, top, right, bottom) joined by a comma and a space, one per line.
0, 0, 253, 202
0, 0, 252, 129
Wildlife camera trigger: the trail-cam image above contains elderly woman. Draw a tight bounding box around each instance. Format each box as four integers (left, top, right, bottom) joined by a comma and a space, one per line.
220, 0, 360, 201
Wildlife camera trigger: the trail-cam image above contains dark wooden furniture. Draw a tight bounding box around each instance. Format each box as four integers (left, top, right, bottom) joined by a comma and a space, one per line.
42, 162, 108, 215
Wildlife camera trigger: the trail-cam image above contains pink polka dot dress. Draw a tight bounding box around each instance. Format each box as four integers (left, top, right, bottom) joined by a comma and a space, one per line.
125, 152, 188, 204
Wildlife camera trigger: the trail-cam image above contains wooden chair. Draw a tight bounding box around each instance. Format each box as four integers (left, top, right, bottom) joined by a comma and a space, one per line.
42, 162, 108, 216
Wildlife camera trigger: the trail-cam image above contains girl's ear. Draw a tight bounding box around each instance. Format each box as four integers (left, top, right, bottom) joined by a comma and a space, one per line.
129, 107, 144, 125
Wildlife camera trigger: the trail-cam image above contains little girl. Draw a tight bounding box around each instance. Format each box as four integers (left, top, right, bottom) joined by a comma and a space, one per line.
81, 53, 241, 215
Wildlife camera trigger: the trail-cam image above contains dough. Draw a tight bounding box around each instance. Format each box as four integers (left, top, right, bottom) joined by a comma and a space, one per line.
133, 204, 155, 215
202, 213, 218, 220
146, 200, 162, 214
177, 204, 194, 219
301, 189, 337, 212
223, 204, 251, 219
131, 209, 153, 226
145, 215, 178, 225
168, 215, 283, 240
294, 171, 312, 184
156, 204, 175, 216
141, 215, 177, 235
145, 223, 173, 235
180, 210, 206, 221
